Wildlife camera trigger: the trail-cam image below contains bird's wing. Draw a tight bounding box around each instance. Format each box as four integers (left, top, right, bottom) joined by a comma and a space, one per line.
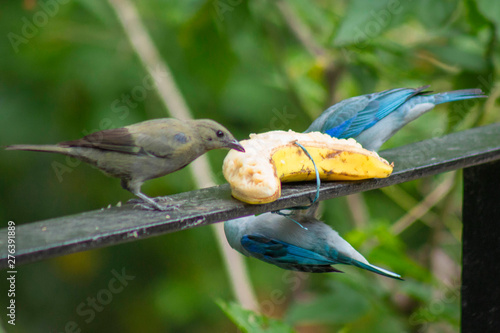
313, 87, 428, 139
316, 97, 370, 137
59, 128, 145, 155
241, 234, 342, 273
128, 120, 192, 158
60, 120, 187, 158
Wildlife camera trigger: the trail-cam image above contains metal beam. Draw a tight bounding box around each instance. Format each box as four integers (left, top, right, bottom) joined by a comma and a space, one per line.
462, 159, 500, 332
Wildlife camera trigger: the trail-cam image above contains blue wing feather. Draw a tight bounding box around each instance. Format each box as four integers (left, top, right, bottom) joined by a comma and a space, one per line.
241, 234, 401, 277
340, 88, 419, 138
241, 234, 334, 266
307, 87, 431, 139
325, 117, 354, 137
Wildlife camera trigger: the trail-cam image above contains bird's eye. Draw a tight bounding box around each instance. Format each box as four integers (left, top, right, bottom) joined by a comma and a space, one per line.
216, 130, 224, 138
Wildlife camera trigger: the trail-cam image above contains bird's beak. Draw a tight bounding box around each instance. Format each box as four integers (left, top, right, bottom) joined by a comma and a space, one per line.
228, 139, 245, 152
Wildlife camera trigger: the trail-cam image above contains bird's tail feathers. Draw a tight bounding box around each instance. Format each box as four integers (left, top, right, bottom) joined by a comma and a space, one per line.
5, 144, 74, 156
432, 89, 487, 105
351, 260, 403, 280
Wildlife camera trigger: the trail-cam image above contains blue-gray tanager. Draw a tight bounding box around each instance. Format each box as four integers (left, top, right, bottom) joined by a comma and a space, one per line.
224, 209, 402, 279
305, 86, 486, 151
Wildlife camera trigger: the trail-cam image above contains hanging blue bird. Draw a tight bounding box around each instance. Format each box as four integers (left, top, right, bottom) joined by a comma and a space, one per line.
224, 208, 402, 280
305, 86, 486, 151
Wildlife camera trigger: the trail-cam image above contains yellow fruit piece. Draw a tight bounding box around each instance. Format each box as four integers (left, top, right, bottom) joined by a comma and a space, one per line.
272, 146, 393, 182
223, 130, 393, 204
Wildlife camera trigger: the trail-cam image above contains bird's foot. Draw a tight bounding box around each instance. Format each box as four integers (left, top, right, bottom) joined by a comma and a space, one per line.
128, 196, 172, 204
128, 196, 179, 211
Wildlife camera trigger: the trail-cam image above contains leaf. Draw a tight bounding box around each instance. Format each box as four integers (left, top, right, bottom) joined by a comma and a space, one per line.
464, 0, 490, 32
217, 300, 296, 333
400, 280, 433, 303
334, 0, 413, 46
422, 45, 487, 72
348, 64, 378, 94
179, 0, 238, 94
414, 0, 458, 29
286, 0, 339, 45
285, 283, 370, 324
74, 0, 115, 24
476, 0, 500, 28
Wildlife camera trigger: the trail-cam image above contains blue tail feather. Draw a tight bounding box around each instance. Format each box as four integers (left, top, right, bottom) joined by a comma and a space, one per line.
350, 260, 403, 280
432, 89, 487, 105
329, 248, 403, 280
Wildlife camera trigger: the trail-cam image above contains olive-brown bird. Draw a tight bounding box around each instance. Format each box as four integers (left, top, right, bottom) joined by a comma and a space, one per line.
6, 118, 245, 211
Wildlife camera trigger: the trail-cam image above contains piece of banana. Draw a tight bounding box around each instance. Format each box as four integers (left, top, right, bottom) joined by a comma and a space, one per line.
223, 130, 393, 204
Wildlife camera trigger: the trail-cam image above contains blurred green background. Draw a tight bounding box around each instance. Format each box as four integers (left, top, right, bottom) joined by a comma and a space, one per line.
0, 0, 499, 332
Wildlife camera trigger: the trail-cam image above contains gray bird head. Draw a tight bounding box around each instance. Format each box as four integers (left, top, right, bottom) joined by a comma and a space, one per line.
194, 119, 245, 153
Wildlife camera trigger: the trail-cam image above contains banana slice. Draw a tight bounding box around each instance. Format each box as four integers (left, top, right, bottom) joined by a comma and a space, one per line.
223, 130, 393, 204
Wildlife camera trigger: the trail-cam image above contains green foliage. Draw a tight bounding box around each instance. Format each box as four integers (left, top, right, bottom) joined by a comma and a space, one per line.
476, 0, 500, 29
334, 0, 414, 46
217, 300, 295, 333
285, 284, 370, 324
0, 0, 498, 332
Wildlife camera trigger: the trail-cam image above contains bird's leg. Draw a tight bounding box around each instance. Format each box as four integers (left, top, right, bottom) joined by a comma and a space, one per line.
122, 179, 178, 211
